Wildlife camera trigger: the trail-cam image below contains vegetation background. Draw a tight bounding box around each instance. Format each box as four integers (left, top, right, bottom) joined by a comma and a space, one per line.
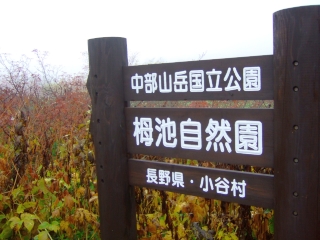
0, 51, 274, 240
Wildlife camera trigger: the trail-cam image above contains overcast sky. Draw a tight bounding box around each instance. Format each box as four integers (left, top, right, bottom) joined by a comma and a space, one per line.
1, 0, 319, 74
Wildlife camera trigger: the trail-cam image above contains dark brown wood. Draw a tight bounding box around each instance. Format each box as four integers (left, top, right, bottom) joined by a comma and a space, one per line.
124, 55, 273, 101
126, 108, 273, 167
129, 159, 274, 208
86, 37, 136, 239
273, 6, 320, 239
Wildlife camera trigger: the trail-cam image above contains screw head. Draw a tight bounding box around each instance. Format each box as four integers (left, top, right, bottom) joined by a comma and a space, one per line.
293, 158, 299, 163
293, 61, 299, 66
293, 192, 298, 197
293, 86, 299, 92
293, 211, 298, 216
293, 125, 299, 130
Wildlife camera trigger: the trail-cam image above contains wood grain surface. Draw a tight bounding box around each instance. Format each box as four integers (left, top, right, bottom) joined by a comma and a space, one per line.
126, 108, 274, 167
273, 6, 320, 239
129, 159, 274, 208
124, 55, 273, 101
87, 37, 136, 239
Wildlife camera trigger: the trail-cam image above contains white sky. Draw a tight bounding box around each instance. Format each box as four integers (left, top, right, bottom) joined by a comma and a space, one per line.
1, 0, 319, 74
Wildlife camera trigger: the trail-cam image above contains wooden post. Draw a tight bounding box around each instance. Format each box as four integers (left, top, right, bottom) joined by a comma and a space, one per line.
86, 37, 136, 239
273, 6, 320, 239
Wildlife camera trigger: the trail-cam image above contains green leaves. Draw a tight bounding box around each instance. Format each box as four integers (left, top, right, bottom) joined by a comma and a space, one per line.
34, 231, 49, 240
37, 179, 49, 195
268, 215, 274, 234
23, 201, 37, 209
38, 221, 50, 230
11, 187, 24, 200
38, 221, 60, 233
0, 215, 6, 222
17, 202, 37, 214
0, 226, 12, 240
8, 213, 38, 233
23, 218, 34, 232
16, 204, 25, 214
9, 216, 23, 231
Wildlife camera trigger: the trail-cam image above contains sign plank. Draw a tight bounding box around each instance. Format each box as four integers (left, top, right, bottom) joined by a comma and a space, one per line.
124, 55, 273, 101
129, 159, 274, 208
126, 108, 273, 167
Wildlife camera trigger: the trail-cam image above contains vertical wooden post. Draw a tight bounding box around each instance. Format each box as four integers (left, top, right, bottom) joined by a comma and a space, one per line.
273, 6, 320, 239
86, 37, 136, 239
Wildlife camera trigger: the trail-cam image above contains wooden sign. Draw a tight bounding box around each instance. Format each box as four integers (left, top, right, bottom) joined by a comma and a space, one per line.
87, 6, 320, 239
124, 55, 273, 101
129, 159, 274, 208
126, 108, 274, 167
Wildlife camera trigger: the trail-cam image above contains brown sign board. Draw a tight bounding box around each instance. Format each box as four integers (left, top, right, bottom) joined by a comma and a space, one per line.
126, 108, 273, 167
129, 159, 274, 208
124, 55, 273, 101
87, 6, 320, 239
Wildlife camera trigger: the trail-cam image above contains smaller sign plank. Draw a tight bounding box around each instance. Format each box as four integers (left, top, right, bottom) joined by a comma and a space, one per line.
129, 159, 274, 208
124, 55, 273, 101
126, 108, 273, 167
